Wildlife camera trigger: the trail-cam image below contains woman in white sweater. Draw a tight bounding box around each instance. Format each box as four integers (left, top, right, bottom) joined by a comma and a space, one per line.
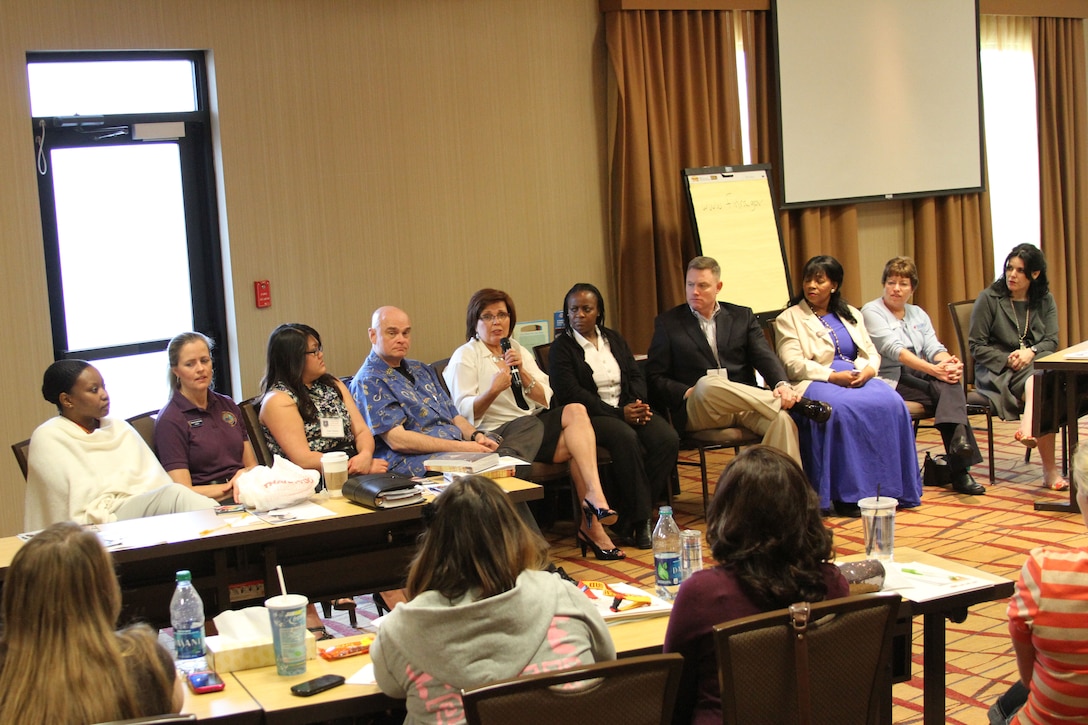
24, 360, 214, 531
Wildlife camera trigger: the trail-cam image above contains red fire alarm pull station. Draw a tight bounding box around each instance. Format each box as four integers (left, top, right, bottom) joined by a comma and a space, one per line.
255, 280, 271, 308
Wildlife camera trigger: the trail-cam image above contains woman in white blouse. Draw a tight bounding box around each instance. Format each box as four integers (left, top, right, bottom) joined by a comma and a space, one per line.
444, 288, 625, 560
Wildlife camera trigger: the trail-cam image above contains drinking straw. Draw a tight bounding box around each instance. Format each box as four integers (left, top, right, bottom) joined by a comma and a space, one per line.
277, 565, 288, 596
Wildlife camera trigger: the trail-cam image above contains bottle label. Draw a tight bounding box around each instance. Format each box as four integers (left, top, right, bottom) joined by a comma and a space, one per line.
654, 553, 682, 586
174, 626, 206, 659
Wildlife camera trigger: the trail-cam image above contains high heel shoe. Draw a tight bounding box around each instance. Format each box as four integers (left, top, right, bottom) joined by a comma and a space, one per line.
583, 498, 618, 527
1014, 430, 1038, 449
577, 530, 626, 560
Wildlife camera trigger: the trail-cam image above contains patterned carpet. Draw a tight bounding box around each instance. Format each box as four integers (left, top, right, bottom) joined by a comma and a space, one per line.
324, 417, 1086, 724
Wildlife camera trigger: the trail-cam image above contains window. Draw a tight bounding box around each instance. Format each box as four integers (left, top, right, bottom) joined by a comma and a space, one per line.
980, 16, 1040, 276
29, 52, 230, 418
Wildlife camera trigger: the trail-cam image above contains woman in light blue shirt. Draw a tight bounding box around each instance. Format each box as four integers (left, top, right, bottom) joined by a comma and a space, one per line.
861, 257, 984, 496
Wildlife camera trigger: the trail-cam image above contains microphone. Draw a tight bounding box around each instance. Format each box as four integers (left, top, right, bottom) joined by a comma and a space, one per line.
500, 337, 530, 410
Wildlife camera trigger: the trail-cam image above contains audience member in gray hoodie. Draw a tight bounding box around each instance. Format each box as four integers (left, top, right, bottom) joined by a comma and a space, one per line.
370, 475, 616, 724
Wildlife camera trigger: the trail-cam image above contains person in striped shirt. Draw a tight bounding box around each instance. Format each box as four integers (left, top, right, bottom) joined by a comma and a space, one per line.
998, 444, 1088, 724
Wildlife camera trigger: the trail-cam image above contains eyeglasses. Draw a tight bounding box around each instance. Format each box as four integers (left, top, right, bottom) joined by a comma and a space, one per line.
480, 312, 509, 323
305, 345, 323, 356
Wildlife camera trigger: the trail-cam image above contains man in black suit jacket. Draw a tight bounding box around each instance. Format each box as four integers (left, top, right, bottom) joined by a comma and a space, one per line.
646, 256, 829, 464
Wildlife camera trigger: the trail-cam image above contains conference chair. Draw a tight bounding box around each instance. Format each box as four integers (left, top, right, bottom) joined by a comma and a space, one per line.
461, 653, 683, 725
125, 410, 159, 452
713, 592, 900, 725
947, 300, 1002, 484
238, 395, 273, 467
11, 438, 30, 480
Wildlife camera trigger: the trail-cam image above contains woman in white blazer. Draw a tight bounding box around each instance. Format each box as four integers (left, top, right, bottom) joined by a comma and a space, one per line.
773, 256, 922, 517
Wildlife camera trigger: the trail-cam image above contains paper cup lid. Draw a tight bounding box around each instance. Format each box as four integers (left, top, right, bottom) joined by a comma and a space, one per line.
265, 593, 308, 609
857, 497, 898, 511
321, 451, 349, 463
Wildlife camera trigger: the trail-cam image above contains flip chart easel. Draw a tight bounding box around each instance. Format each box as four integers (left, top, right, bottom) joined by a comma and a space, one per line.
682, 164, 791, 318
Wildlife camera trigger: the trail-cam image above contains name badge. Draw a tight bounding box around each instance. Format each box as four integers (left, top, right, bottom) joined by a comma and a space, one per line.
320, 417, 346, 438
187, 418, 204, 428
706, 368, 728, 380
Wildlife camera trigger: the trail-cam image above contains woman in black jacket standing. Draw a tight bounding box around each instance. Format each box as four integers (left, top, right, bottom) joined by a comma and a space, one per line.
550, 283, 679, 548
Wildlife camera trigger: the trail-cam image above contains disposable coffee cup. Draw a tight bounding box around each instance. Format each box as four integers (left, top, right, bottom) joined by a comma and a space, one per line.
858, 496, 897, 562
321, 451, 349, 497
265, 594, 309, 676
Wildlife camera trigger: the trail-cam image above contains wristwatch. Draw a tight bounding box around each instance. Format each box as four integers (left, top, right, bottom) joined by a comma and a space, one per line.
1030, 345, 1038, 353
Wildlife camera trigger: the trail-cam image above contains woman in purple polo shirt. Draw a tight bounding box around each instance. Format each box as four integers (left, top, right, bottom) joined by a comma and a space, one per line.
154, 332, 257, 502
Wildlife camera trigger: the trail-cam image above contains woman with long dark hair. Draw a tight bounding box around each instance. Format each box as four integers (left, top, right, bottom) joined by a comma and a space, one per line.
0, 522, 182, 723
773, 255, 922, 516
370, 475, 615, 725
969, 244, 1064, 490
663, 446, 848, 724
259, 323, 386, 475
549, 282, 679, 548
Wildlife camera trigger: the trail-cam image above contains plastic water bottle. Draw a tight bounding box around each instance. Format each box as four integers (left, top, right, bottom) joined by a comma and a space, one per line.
170, 570, 206, 666
653, 506, 682, 601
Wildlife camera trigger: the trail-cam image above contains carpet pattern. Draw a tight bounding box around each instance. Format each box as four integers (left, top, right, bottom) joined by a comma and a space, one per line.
542, 417, 1086, 725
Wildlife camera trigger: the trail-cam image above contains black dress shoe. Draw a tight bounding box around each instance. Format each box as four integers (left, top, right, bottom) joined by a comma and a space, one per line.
952, 470, 985, 496
832, 500, 861, 518
633, 519, 653, 550
795, 397, 832, 424
949, 432, 974, 461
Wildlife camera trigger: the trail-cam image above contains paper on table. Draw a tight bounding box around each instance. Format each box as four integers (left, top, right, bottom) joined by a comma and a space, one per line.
1064, 350, 1088, 359
347, 662, 377, 685
251, 501, 336, 525
881, 561, 993, 602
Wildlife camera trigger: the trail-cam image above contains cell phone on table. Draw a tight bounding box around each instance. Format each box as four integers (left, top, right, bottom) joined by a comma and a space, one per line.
186, 670, 226, 694
290, 673, 346, 697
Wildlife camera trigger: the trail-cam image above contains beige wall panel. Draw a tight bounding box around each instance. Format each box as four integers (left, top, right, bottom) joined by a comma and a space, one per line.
0, 0, 608, 535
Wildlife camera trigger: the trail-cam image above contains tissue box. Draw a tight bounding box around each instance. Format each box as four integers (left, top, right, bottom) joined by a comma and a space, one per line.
205, 630, 317, 673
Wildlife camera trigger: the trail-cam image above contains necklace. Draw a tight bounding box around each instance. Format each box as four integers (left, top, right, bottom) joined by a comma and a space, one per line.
1007, 298, 1031, 350
810, 306, 852, 363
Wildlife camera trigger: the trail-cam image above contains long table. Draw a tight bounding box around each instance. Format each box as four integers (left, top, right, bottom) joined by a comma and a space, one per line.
1031, 340, 1088, 513
198, 547, 1010, 725
0, 478, 542, 627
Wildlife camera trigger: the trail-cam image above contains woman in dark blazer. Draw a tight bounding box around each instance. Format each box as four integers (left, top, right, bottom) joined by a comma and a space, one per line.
549, 283, 680, 548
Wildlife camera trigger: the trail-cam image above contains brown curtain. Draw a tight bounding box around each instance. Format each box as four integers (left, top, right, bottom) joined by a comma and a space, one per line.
910, 194, 993, 352
741, 11, 862, 305
1034, 17, 1088, 347
605, 10, 744, 352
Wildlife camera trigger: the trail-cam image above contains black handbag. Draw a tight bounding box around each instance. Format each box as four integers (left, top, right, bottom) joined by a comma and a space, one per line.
342, 472, 424, 510
921, 451, 952, 487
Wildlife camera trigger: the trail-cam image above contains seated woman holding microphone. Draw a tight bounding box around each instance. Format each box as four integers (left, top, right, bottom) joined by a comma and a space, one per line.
549, 283, 680, 549
444, 288, 625, 560
258, 323, 387, 476
154, 331, 258, 502
861, 257, 985, 496
25, 360, 215, 531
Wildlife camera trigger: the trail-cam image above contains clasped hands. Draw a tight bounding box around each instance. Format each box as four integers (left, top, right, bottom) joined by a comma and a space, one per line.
828, 367, 875, 388
624, 399, 653, 426
1007, 348, 1035, 372
931, 355, 964, 384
